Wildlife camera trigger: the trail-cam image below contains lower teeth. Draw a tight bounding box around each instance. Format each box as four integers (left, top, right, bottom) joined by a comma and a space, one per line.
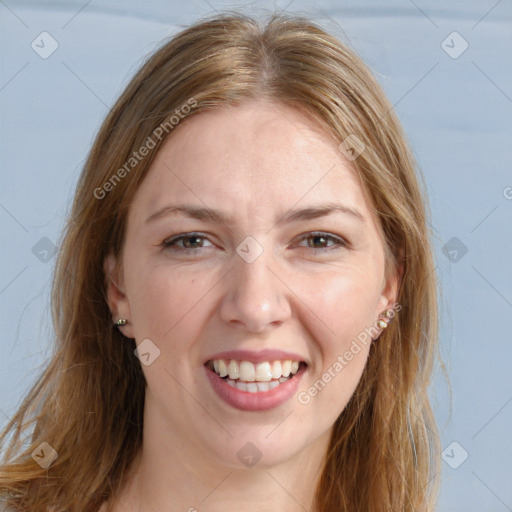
224, 376, 291, 393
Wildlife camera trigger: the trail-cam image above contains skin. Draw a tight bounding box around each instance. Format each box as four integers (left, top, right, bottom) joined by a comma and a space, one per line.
103, 100, 399, 512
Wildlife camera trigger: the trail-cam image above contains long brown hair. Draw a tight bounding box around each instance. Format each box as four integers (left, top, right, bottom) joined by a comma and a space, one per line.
0, 11, 441, 511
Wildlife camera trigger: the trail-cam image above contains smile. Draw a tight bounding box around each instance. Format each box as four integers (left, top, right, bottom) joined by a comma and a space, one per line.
204, 357, 307, 411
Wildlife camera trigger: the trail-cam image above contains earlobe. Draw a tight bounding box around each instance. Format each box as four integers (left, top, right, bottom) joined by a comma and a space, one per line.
104, 251, 134, 338
376, 255, 403, 317
383, 245, 405, 309
373, 254, 404, 340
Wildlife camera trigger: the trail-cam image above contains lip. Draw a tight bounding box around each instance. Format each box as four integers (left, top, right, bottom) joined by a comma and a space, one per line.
204, 349, 306, 365
204, 363, 307, 411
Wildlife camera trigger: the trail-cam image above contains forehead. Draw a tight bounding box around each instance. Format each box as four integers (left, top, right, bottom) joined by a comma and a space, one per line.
128, 101, 376, 229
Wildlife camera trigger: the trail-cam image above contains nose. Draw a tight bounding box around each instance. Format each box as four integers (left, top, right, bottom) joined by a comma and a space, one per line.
219, 246, 292, 334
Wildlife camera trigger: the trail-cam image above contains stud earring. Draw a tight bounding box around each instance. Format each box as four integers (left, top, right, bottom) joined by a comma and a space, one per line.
114, 318, 128, 327
376, 308, 395, 329
376, 318, 389, 329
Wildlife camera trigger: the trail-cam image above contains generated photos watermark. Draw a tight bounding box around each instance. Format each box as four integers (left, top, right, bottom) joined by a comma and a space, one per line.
94, 97, 198, 200
297, 302, 402, 405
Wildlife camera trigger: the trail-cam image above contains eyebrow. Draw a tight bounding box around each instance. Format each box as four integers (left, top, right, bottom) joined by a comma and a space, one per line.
145, 201, 366, 226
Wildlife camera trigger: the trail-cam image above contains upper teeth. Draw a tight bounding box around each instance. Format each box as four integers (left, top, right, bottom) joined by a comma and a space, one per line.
211, 359, 300, 382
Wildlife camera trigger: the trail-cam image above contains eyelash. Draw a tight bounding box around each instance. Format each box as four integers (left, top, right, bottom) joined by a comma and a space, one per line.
161, 231, 348, 254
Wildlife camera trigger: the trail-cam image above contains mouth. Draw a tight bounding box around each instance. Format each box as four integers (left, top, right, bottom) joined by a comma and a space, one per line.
205, 358, 306, 392
204, 357, 308, 411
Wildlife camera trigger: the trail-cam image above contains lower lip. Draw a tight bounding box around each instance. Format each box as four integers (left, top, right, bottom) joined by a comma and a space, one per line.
204, 365, 306, 411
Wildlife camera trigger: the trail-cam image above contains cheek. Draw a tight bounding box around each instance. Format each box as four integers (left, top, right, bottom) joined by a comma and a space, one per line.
125, 261, 212, 344
296, 266, 382, 416
299, 265, 382, 352
296, 273, 377, 418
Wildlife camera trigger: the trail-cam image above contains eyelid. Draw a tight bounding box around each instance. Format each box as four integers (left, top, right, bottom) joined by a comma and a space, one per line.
296, 231, 348, 249
162, 232, 214, 250
294, 233, 350, 255
161, 231, 348, 254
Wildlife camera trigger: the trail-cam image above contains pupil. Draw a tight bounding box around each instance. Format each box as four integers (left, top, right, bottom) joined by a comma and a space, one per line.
309, 235, 326, 248
186, 236, 201, 248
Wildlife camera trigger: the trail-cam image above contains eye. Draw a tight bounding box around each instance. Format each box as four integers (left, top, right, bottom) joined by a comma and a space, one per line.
160, 231, 348, 255
161, 233, 213, 253
296, 232, 347, 252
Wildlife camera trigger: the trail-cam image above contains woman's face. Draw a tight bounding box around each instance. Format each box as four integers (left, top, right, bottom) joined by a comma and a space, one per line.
106, 100, 398, 469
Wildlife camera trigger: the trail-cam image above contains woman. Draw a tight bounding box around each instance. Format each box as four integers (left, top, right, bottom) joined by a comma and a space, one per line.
0, 11, 441, 512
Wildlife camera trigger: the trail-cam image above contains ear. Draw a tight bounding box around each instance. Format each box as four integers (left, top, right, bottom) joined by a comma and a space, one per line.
377, 260, 403, 311
104, 250, 135, 338
374, 247, 405, 334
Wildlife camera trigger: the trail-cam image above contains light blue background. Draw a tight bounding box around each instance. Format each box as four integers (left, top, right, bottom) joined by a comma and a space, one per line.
1, 1, 511, 510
